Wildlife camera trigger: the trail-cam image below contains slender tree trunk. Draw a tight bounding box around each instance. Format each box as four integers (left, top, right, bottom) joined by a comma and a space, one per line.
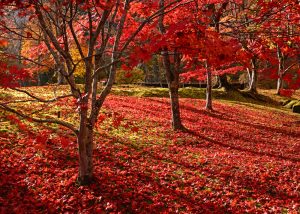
153, 56, 162, 87
246, 67, 251, 88
276, 76, 283, 95
169, 84, 182, 129
249, 57, 258, 93
53, 9, 66, 86
159, 0, 183, 131
276, 45, 284, 95
205, 62, 213, 110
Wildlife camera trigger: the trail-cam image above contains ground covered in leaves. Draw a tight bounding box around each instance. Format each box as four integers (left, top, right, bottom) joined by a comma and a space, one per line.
0, 88, 299, 213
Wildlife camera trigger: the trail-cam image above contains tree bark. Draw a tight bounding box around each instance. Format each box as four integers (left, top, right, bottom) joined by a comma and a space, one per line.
161, 49, 184, 130
205, 62, 213, 110
77, 110, 94, 185
276, 45, 284, 95
246, 67, 251, 88
249, 57, 258, 93
159, 0, 183, 131
158, 0, 184, 130
57, 71, 65, 85
169, 85, 182, 129
276, 76, 283, 95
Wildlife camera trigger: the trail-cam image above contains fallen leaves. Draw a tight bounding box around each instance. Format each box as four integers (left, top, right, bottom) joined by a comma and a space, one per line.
0, 94, 299, 213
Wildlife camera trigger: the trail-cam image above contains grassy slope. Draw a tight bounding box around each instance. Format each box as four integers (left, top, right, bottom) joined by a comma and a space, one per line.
111, 85, 299, 113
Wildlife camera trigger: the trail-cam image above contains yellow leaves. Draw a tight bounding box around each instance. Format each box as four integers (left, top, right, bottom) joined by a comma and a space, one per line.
70, 46, 88, 78
267, 41, 276, 49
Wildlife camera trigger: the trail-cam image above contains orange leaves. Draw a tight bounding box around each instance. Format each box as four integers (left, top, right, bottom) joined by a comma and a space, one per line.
0, 39, 8, 47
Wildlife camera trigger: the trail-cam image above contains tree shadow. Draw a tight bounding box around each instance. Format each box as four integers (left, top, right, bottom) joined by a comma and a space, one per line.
88, 142, 229, 213
184, 129, 300, 162
181, 104, 300, 139
89, 134, 300, 213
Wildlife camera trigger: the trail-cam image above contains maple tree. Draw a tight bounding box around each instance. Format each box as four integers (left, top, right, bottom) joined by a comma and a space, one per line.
167, 1, 246, 110
0, 0, 194, 184
157, 0, 185, 129
262, 1, 300, 95
222, 0, 300, 93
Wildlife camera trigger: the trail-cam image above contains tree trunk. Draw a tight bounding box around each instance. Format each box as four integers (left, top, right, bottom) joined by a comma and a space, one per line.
169, 83, 183, 130
153, 56, 162, 87
57, 71, 65, 85
276, 76, 283, 95
249, 57, 258, 93
218, 74, 231, 90
276, 45, 284, 95
77, 111, 94, 185
206, 63, 213, 110
159, 0, 183, 131
161, 50, 183, 130
246, 67, 251, 88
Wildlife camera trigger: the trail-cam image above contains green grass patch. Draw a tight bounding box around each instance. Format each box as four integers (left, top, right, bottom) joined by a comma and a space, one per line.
110, 85, 283, 109
284, 100, 300, 109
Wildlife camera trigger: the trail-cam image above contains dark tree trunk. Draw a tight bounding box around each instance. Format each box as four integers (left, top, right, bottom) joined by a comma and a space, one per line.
77, 110, 94, 185
206, 63, 213, 110
169, 82, 182, 130
161, 49, 184, 130
218, 74, 231, 90
159, 0, 183, 131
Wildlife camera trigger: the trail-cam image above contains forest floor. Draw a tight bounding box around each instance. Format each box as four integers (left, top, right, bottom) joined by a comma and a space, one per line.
0, 85, 299, 213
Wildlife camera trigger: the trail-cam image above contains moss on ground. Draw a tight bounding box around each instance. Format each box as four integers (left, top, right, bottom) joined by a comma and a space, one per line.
111, 85, 278, 106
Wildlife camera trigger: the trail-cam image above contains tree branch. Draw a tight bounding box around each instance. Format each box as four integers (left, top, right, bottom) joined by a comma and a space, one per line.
0, 103, 78, 134
10, 88, 73, 103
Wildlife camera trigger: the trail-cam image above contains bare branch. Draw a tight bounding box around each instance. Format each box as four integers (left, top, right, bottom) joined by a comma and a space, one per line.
10, 88, 73, 103
0, 103, 78, 134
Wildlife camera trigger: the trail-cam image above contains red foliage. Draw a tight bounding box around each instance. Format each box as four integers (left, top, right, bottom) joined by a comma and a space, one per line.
0, 63, 31, 88
279, 89, 295, 97
1, 95, 299, 213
